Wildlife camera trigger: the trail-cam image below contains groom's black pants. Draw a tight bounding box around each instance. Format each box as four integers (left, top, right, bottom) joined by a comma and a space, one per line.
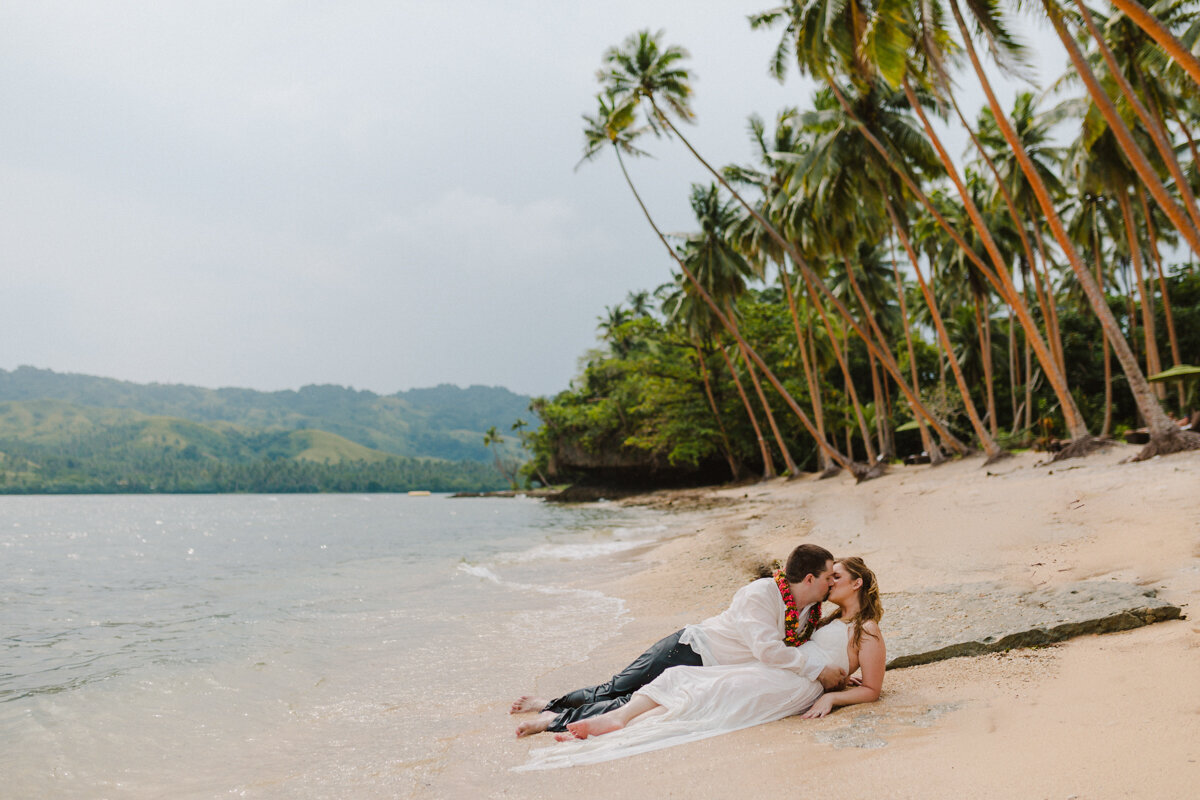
540, 628, 703, 731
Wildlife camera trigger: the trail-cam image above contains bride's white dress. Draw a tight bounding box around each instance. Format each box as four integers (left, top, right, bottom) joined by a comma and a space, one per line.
516, 619, 849, 770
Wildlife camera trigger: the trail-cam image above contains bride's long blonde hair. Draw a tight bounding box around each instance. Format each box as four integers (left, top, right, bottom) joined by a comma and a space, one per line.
819, 556, 883, 649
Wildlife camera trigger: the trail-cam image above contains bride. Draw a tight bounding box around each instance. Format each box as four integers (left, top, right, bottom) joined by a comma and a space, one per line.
516, 558, 884, 770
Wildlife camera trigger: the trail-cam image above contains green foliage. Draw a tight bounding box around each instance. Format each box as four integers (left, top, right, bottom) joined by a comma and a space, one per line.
0, 367, 531, 463
0, 400, 507, 494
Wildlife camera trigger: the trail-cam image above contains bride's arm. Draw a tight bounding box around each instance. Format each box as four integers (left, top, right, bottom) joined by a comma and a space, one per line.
799, 621, 885, 719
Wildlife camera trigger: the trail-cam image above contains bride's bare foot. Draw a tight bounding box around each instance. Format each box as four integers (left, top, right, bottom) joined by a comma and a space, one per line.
510, 695, 549, 714
515, 710, 556, 738
563, 715, 624, 740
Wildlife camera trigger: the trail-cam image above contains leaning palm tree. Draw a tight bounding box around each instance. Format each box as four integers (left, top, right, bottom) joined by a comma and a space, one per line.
787, 81, 1004, 460
659, 277, 745, 480
1075, 1, 1200, 241
946, 0, 1199, 458
576, 90, 865, 476
726, 109, 840, 473
679, 182, 798, 478
600, 29, 961, 463
1102, 0, 1200, 88
1040, 0, 1200, 260
751, 4, 1093, 455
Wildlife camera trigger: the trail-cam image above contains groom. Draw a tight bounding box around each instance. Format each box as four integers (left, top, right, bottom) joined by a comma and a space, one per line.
512, 543, 844, 736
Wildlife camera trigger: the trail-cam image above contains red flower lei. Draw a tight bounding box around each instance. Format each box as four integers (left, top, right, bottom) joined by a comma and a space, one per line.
774, 570, 822, 646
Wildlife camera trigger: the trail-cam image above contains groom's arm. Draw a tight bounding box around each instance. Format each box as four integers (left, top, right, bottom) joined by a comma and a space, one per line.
735, 583, 832, 681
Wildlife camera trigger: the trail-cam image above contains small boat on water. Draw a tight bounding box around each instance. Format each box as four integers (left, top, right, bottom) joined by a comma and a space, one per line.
407, 490, 432, 496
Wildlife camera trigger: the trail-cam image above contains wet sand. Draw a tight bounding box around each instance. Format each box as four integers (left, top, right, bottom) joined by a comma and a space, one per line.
420, 444, 1200, 798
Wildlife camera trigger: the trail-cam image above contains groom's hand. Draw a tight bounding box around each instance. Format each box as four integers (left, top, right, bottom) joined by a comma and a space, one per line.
817, 665, 846, 691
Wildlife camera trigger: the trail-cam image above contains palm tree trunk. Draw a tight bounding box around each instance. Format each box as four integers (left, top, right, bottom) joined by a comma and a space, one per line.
720, 343, 776, 479
836, 251, 898, 461
806, 271, 878, 464
947, 86, 1067, 413
779, 261, 832, 471
695, 336, 742, 480
974, 295, 998, 438
841, 245, 946, 459
649, 97, 964, 457
1173, 112, 1200, 185
608, 144, 864, 474
1046, 2, 1200, 258
895, 76, 1086, 439
951, 0, 1198, 458
731, 314, 800, 476
805, 313, 838, 473
1103, 0, 1200, 88
1139, 187, 1184, 387
1119, 189, 1164, 397
1024, 339, 1034, 439
1092, 231, 1114, 437
1008, 304, 1018, 428
1074, 0, 1200, 240
1030, 219, 1067, 375
869, 349, 891, 459
890, 242, 944, 463
1124, 261, 1141, 394
883, 195, 1004, 460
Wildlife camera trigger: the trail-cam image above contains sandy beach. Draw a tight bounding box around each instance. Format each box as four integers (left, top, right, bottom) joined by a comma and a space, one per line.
422, 444, 1199, 798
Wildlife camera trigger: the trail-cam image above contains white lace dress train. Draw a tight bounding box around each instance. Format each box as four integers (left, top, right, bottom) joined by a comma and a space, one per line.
516, 620, 849, 770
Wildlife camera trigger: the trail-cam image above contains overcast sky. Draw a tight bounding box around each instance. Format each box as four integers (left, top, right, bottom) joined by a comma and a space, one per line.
0, 1, 1070, 397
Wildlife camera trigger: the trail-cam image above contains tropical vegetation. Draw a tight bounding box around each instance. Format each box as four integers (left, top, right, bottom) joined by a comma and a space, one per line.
527, 2, 1200, 486
0, 369, 525, 493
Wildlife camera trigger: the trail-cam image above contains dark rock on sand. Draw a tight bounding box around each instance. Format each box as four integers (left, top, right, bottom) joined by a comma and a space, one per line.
883, 580, 1182, 669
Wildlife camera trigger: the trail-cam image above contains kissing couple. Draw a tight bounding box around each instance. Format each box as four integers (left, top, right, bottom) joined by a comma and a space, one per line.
510, 543, 885, 769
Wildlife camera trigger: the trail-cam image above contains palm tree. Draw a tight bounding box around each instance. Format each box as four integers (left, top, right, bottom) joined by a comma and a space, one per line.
1103, 0, 1200, 88
1041, 1, 1200, 259
947, 0, 1198, 458
659, 277, 744, 480
973, 94, 1070, 379
511, 418, 551, 487
601, 28, 961, 465
1064, 183, 1118, 435
882, 189, 1007, 462
575, 90, 863, 476
786, 77, 1005, 459
753, 4, 1093, 453
679, 182, 797, 477
1076, 1, 1200, 240
483, 426, 516, 488
727, 109, 840, 473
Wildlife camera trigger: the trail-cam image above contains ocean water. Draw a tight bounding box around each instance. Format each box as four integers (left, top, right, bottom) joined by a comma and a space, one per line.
0, 494, 664, 798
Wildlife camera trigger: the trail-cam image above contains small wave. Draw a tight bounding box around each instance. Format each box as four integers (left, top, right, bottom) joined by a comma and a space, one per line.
506, 539, 650, 562
455, 563, 627, 609
457, 563, 503, 583
610, 524, 668, 538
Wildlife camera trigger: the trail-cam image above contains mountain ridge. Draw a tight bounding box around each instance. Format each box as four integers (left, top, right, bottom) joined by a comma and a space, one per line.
0, 366, 533, 463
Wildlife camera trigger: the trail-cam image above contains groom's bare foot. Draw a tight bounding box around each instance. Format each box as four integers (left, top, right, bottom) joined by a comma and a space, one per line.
563, 716, 624, 740
515, 711, 556, 738
510, 695, 549, 714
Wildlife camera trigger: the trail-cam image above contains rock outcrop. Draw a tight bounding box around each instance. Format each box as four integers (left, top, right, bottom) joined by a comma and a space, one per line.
883, 580, 1182, 669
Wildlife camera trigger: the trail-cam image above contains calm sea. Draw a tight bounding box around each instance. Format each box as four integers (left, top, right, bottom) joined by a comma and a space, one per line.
1, 494, 664, 798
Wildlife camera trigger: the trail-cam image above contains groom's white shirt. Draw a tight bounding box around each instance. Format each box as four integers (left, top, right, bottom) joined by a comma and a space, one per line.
678, 577, 830, 681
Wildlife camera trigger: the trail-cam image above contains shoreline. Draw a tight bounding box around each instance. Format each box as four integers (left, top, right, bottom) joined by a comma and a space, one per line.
421, 444, 1199, 798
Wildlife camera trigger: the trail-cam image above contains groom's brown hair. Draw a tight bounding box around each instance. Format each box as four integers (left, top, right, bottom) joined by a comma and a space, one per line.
784, 544, 834, 583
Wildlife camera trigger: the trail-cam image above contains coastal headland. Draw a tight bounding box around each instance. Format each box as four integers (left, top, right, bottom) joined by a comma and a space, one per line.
426, 443, 1199, 798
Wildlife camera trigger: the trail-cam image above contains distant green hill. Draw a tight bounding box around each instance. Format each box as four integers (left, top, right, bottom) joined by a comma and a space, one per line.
0, 368, 535, 494
0, 366, 532, 462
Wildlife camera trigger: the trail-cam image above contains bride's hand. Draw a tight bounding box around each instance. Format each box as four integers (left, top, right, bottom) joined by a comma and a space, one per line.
801, 695, 835, 719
